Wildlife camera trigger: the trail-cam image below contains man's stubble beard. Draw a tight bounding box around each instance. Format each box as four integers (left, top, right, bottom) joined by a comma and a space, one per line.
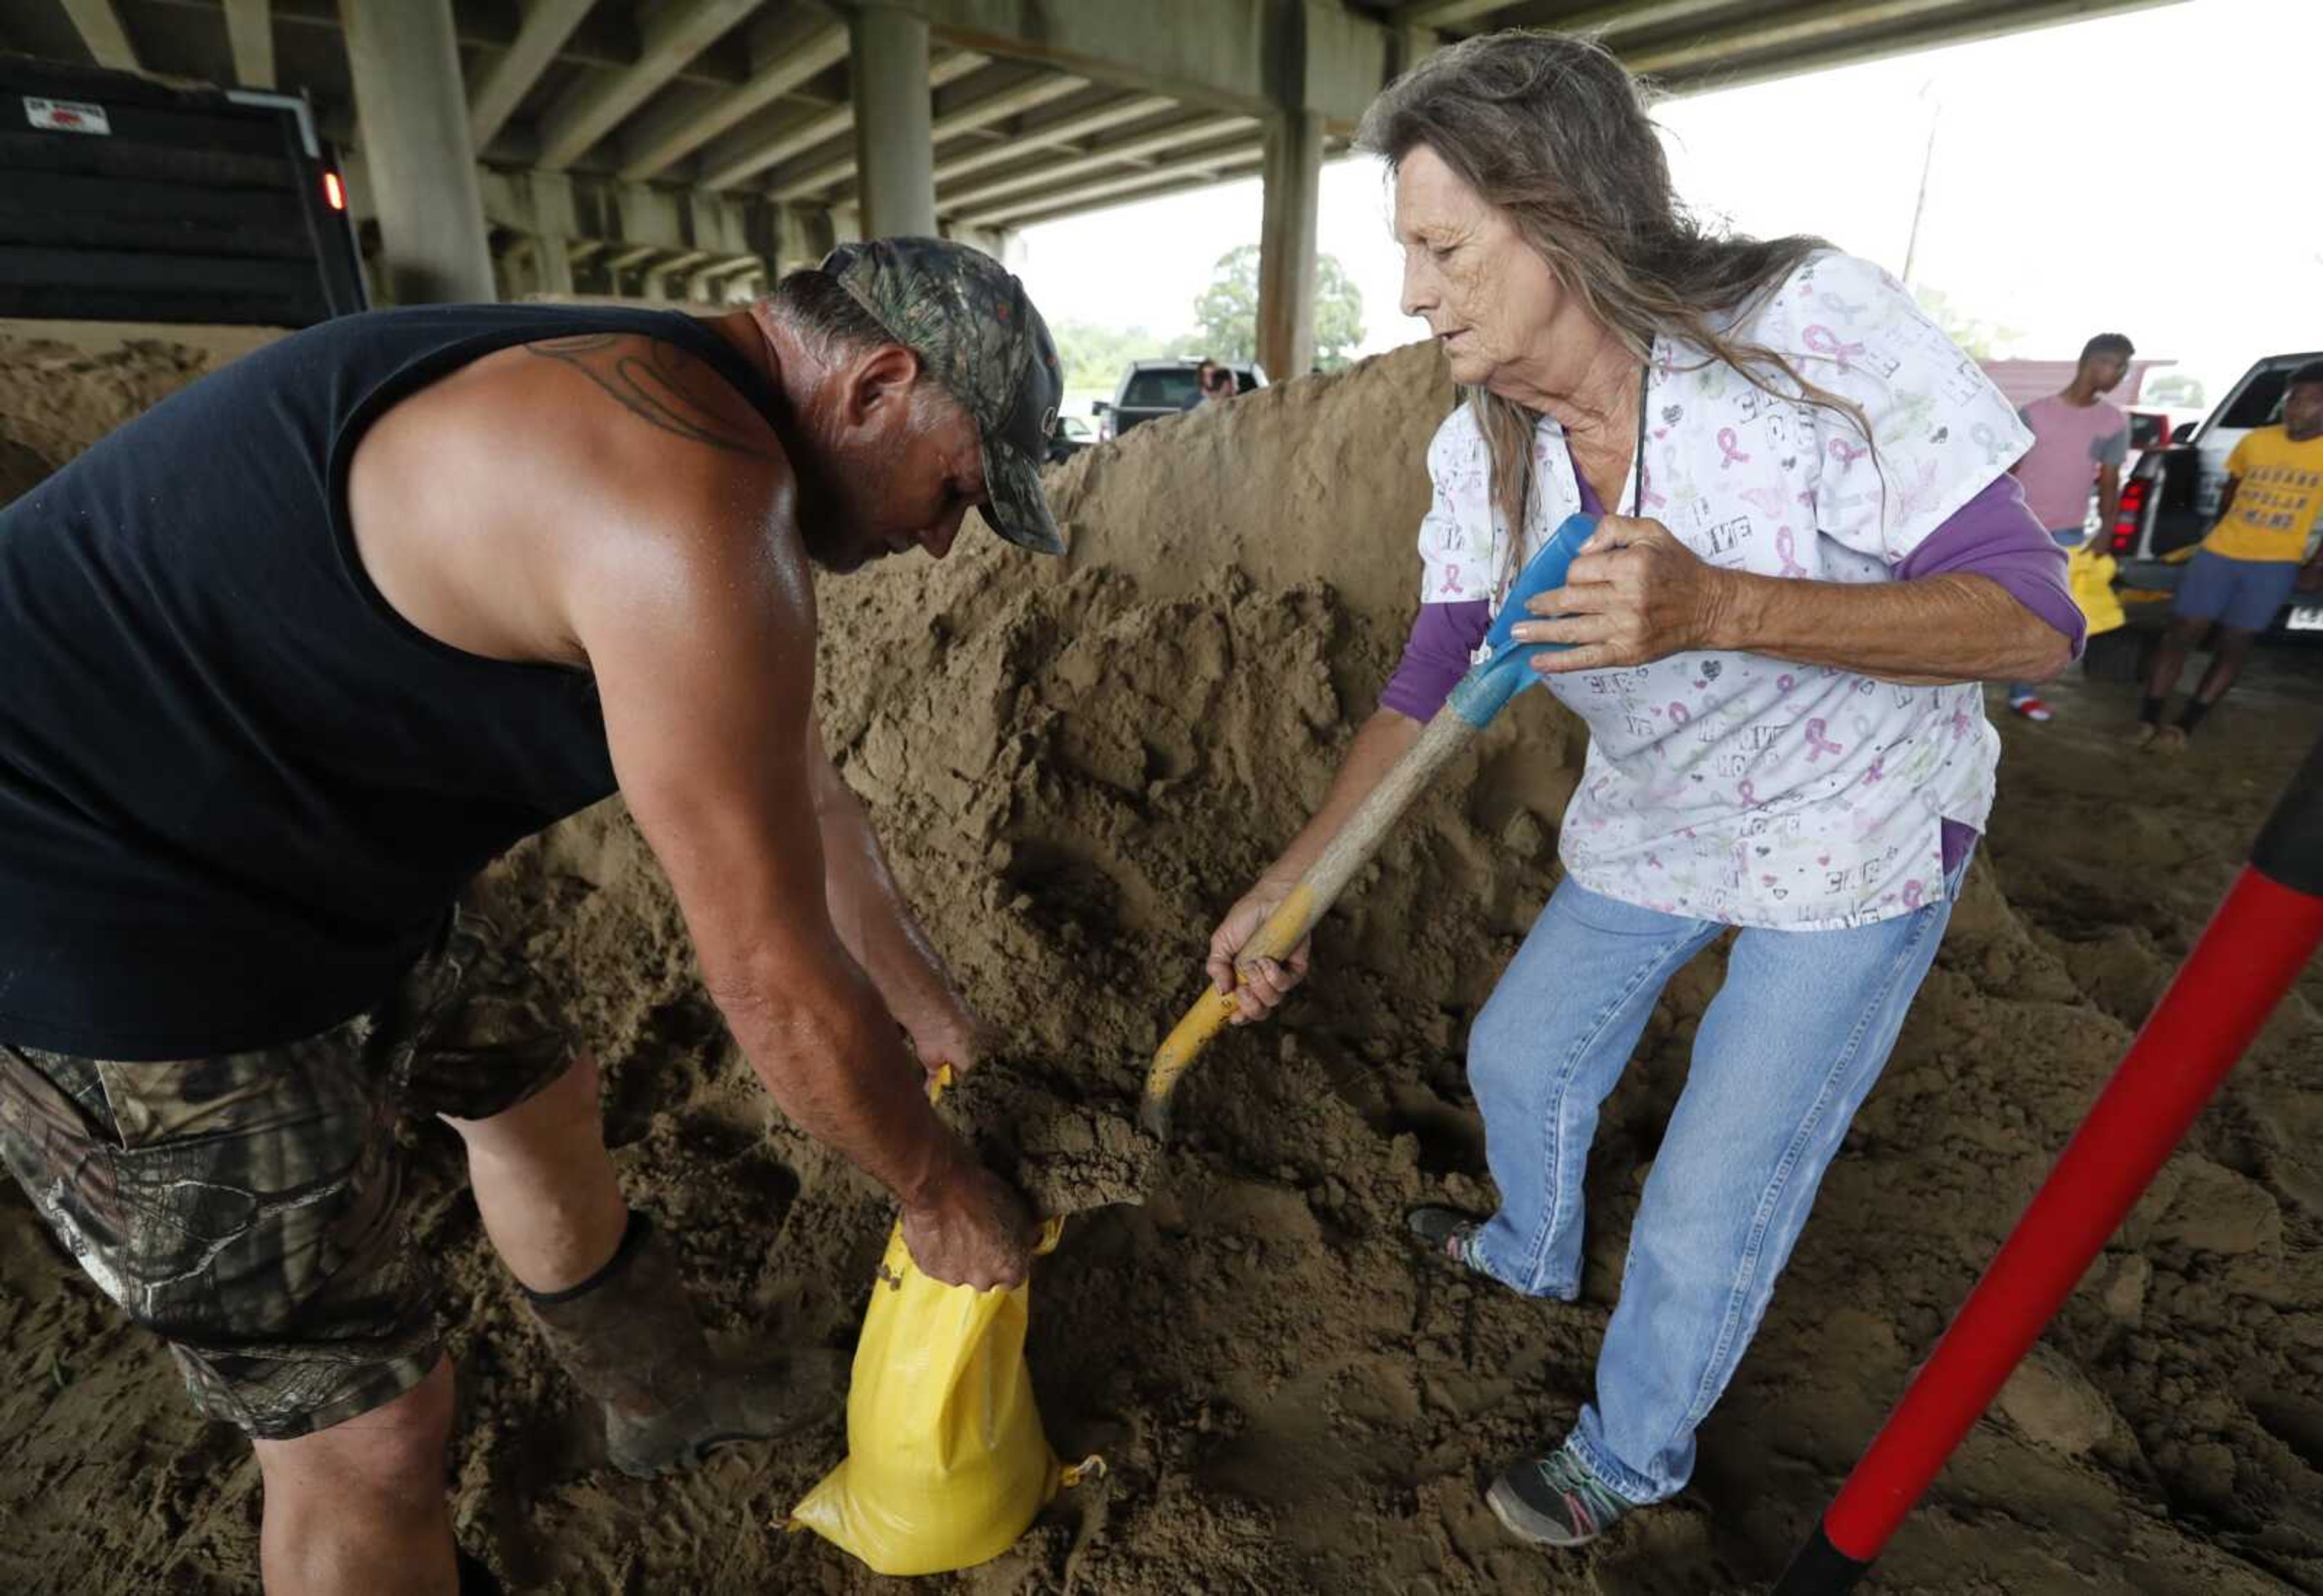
789, 439, 881, 574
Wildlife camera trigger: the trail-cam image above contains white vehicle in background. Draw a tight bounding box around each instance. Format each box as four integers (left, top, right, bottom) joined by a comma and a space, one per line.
2096, 350, 2323, 672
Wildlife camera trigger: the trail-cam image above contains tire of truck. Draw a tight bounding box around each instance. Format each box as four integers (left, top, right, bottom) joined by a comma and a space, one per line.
2082, 626, 2149, 683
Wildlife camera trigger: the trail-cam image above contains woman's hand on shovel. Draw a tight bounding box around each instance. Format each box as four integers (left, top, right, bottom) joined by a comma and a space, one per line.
1207, 877, 1312, 1025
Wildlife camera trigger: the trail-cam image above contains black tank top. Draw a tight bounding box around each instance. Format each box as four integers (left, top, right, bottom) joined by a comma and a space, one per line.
0, 304, 785, 1059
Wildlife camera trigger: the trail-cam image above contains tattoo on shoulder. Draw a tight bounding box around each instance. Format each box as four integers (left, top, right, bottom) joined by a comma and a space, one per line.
525, 333, 775, 460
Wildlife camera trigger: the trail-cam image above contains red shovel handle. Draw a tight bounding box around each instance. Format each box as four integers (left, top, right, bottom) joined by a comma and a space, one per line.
1777, 733, 2323, 1593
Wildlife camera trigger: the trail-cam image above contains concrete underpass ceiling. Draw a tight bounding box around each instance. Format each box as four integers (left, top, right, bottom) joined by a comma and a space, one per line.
5, 0, 2184, 237
1356, 0, 2188, 90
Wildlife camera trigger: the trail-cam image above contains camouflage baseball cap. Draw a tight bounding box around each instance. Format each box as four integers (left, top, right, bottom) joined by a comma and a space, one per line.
820, 237, 1066, 556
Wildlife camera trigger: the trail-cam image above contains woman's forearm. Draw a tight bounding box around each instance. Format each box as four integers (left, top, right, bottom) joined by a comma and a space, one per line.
1712, 570, 2073, 686
1266, 708, 1425, 881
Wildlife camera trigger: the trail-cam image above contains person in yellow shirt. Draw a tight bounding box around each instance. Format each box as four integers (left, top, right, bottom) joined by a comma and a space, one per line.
2139, 361, 2323, 751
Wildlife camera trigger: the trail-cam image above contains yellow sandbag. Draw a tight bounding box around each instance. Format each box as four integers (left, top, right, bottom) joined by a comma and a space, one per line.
2067, 545, 2126, 637
788, 1072, 1096, 1576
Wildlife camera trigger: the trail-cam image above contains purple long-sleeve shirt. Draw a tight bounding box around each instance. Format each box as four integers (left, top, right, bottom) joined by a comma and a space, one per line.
1378, 471, 2081, 874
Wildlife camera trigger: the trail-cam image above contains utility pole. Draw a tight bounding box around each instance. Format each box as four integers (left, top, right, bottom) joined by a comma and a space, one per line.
1900, 84, 1940, 289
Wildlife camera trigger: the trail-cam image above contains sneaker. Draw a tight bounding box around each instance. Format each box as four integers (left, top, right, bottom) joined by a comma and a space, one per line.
2008, 696, 2054, 722
1486, 1446, 1635, 1548
1403, 1204, 1489, 1277
2130, 722, 2159, 749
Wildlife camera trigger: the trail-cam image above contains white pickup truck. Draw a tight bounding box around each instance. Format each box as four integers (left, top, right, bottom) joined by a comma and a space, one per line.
2106, 350, 2323, 646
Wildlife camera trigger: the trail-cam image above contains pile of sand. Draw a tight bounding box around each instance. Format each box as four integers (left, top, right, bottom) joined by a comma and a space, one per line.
0, 330, 249, 501
4, 329, 2321, 1595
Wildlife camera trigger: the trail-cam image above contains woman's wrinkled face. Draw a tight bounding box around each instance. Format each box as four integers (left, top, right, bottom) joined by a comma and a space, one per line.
1393, 144, 1564, 393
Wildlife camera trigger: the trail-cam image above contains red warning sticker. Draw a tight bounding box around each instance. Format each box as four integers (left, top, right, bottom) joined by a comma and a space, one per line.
25, 96, 111, 136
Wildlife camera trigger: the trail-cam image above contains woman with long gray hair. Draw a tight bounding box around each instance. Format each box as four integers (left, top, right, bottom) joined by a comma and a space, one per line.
1205, 31, 2084, 1549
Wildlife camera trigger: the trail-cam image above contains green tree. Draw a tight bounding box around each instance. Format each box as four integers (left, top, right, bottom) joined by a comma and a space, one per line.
1048, 319, 1171, 394
1912, 285, 2020, 361
1192, 244, 1262, 363
1312, 255, 1365, 373
1191, 244, 1366, 374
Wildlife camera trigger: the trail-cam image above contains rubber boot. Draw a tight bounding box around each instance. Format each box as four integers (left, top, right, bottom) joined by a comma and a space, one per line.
521, 1212, 839, 1478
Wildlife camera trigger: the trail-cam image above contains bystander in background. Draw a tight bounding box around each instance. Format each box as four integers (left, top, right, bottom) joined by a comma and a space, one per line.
2005, 333, 2132, 721
2138, 361, 2323, 751
1183, 358, 1235, 410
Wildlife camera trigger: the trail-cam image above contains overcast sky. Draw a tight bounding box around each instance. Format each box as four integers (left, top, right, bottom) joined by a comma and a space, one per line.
1010, 0, 2319, 403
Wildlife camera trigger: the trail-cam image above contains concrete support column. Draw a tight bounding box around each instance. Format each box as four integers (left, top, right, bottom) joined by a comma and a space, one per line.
944, 220, 1007, 261
1257, 108, 1323, 382
531, 171, 577, 296
1391, 25, 1439, 79
774, 202, 818, 275
535, 234, 575, 296
339, 0, 494, 304
849, 5, 936, 238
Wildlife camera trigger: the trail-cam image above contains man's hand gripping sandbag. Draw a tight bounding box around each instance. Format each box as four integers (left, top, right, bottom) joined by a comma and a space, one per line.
788, 1070, 1099, 1575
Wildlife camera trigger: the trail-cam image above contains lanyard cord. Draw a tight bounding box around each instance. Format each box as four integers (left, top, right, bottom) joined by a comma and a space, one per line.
1490, 344, 1655, 614
1632, 343, 1650, 520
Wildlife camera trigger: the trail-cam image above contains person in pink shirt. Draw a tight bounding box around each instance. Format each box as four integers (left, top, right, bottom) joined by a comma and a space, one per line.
2004, 333, 2133, 720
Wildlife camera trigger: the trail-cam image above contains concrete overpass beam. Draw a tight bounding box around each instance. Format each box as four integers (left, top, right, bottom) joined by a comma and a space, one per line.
874, 0, 1391, 126
700, 100, 853, 191
60, 0, 139, 71
1390, 0, 1501, 28
766, 200, 825, 276
613, 183, 688, 250
939, 113, 1253, 214
930, 94, 1175, 186
538, 0, 770, 171
1628, 0, 1970, 76
851, 5, 938, 237
958, 142, 1263, 228
469, 0, 596, 150
774, 63, 1078, 202
616, 8, 849, 182
224, 0, 275, 88
645, 250, 712, 298
339, 0, 495, 304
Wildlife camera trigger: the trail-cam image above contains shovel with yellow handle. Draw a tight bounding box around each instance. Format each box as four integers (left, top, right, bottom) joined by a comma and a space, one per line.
1139, 512, 1600, 1139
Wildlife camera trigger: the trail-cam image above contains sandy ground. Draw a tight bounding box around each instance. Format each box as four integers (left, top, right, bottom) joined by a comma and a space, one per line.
2, 329, 2321, 1595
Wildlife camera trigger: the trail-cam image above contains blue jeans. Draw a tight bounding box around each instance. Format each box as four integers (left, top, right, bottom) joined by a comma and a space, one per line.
1464, 862, 1964, 1505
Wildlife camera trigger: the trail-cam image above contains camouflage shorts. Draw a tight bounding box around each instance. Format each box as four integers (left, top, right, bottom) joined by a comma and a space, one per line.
0, 904, 569, 1441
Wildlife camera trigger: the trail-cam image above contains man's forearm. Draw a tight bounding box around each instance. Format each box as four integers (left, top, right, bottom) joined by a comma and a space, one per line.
1712, 570, 2072, 685
817, 770, 967, 1025
710, 958, 967, 1205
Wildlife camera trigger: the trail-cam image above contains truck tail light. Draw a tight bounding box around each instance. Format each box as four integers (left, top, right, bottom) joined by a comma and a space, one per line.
323, 171, 346, 211
2111, 474, 2148, 555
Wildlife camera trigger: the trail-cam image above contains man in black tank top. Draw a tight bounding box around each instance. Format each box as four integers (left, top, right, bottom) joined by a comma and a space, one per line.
0, 238, 1066, 1594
